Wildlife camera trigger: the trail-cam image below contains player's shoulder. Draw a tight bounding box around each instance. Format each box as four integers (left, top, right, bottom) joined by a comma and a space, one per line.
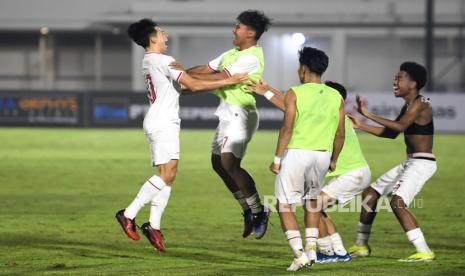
415, 94, 433, 109
237, 53, 260, 62
145, 53, 174, 63
158, 54, 176, 64
324, 85, 343, 99
418, 95, 432, 104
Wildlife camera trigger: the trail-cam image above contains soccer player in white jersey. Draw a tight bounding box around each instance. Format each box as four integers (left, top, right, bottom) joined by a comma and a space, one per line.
171, 10, 272, 240
348, 62, 437, 262
115, 19, 248, 252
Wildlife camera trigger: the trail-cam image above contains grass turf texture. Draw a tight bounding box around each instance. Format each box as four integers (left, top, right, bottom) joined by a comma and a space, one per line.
0, 128, 464, 275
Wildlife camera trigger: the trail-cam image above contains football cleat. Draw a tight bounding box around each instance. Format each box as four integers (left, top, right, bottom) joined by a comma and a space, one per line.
335, 252, 352, 262
348, 244, 371, 257
115, 209, 140, 241
305, 245, 317, 263
242, 209, 254, 238
316, 252, 338, 263
398, 252, 435, 262
287, 253, 311, 271
141, 222, 166, 253
253, 208, 271, 240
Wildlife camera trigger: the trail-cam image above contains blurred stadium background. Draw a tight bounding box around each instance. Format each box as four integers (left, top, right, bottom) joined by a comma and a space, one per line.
1, 1, 465, 275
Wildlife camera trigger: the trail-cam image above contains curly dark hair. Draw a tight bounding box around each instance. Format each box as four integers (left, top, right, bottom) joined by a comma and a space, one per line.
400, 61, 427, 91
237, 10, 271, 41
298, 47, 329, 76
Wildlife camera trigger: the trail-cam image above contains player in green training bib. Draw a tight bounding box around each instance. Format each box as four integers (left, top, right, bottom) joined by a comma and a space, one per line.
171, 10, 272, 240
315, 81, 372, 263
250, 47, 345, 271
250, 80, 373, 264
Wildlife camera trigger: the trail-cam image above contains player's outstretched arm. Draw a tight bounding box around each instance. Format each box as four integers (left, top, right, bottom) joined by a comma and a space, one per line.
348, 115, 399, 139
355, 95, 427, 133
170, 62, 229, 81
186, 65, 214, 74
270, 91, 296, 174
329, 100, 346, 172
248, 80, 285, 111
177, 72, 248, 92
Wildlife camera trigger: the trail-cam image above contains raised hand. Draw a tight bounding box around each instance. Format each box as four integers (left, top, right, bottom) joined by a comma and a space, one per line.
355, 95, 368, 116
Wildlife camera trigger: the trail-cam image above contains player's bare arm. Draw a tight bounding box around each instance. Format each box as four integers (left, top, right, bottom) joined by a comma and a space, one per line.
178, 72, 248, 92
187, 64, 214, 74
170, 62, 228, 81
248, 80, 286, 111
329, 100, 346, 172
351, 95, 401, 139
356, 95, 427, 133
348, 115, 400, 139
271, 91, 296, 174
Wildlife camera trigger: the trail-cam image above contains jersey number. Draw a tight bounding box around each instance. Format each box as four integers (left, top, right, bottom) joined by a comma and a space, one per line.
145, 74, 157, 104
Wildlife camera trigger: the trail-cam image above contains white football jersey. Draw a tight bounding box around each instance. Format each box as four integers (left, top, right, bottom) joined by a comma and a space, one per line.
141, 52, 184, 133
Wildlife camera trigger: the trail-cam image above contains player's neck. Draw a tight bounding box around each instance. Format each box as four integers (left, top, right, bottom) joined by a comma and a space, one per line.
238, 40, 257, 51
303, 73, 321, 84
145, 45, 163, 54
403, 91, 419, 105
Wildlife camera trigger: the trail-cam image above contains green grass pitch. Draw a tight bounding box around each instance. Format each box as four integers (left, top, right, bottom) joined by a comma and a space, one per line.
0, 128, 464, 275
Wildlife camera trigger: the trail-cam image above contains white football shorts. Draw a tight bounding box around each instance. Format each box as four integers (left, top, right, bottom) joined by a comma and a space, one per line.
211, 102, 258, 159
322, 166, 371, 205
371, 153, 437, 206
145, 123, 180, 166
275, 149, 332, 204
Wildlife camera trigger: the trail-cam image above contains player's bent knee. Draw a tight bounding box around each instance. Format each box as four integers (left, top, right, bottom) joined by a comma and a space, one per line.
211, 154, 222, 171
159, 173, 176, 185
363, 187, 380, 201
220, 160, 240, 175
390, 195, 406, 211
159, 166, 178, 184
319, 191, 337, 209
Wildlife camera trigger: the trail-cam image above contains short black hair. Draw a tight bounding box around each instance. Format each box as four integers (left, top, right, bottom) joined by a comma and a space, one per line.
127, 18, 158, 48
325, 81, 347, 100
298, 47, 329, 76
237, 10, 271, 41
400, 61, 427, 91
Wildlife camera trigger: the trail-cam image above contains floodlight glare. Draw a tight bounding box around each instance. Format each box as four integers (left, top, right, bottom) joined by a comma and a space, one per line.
291, 33, 305, 46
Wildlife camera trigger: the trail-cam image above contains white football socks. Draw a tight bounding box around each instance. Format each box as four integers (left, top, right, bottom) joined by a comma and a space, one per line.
317, 236, 334, 255
124, 175, 166, 219
149, 185, 172, 230
305, 228, 318, 261
330, 233, 348, 256
305, 228, 318, 248
355, 222, 372, 246
285, 230, 304, 257
406, 228, 432, 253
233, 191, 250, 211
